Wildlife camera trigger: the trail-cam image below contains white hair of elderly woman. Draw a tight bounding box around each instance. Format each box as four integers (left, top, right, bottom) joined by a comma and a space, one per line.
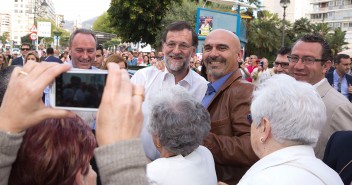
250, 74, 326, 146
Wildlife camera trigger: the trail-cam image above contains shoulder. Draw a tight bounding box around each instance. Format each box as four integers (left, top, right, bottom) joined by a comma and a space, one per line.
189, 70, 208, 84
131, 66, 161, 83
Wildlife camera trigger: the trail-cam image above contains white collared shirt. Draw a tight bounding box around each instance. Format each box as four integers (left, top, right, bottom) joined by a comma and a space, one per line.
131, 66, 208, 160
131, 66, 207, 102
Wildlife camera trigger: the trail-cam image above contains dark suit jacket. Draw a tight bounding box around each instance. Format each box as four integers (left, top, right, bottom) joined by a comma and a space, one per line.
11, 57, 23, 66
326, 70, 352, 102
323, 131, 352, 185
44, 56, 63, 63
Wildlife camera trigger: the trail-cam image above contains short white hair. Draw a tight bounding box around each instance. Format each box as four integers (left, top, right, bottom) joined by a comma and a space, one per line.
251, 74, 326, 146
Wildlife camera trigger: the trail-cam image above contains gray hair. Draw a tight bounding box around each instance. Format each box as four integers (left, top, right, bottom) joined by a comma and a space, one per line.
69, 28, 97, 47
251, 74, 326, 146
148, 86, 210, 156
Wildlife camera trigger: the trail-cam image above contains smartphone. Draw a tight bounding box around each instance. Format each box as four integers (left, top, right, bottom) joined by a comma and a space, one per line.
50, 69, 108, 111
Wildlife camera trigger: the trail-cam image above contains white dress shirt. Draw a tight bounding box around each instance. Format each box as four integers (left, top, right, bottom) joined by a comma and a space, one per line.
131, 66, 208, 160
238, 145, 343, 185
147, 146, 218, 185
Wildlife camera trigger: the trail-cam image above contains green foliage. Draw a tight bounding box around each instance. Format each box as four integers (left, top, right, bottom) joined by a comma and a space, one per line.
153, 0, 198, 49
246, 11, 282, 61
1, 32, 9, 44
108, 0, 182, 45
92, 12, 114, 33
326, 28, 348, 55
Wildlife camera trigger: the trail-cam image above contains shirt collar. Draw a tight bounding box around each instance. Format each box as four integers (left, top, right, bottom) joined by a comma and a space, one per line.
163, 66, 193, 86
211, 72, 233, 92
313, 78, 326, 88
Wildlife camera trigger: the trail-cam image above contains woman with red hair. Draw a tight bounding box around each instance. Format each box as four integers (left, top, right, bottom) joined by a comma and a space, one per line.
8, 115, 97, 185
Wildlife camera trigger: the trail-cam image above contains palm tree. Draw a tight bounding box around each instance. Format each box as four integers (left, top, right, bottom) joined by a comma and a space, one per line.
326, 28, 348, 55
247, 11, 281, 60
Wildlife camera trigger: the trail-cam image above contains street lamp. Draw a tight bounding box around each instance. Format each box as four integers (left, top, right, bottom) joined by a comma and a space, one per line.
280, 0, 290, 47
33, 0, 48, 23
33, 0, 48, 51
53, 31, 62, 50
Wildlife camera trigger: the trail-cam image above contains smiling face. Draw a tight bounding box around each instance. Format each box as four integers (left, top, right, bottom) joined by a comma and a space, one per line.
288, 41, 326, 85
162, 29, 195, 74
69, 33, 96, 69
202, 29, 242, 81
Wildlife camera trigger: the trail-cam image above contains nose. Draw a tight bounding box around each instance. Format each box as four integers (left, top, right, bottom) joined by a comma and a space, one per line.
293, 59, 305, 70
82, 51, 89, 59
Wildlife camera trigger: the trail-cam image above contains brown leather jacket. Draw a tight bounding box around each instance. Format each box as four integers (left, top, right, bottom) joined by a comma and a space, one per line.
203, 70, 258, 185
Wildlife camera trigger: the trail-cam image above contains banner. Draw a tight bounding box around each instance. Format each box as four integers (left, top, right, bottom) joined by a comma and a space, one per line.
37, 22, 51, 37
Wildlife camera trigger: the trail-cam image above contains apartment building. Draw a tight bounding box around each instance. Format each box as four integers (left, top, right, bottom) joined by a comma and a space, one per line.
262, 0, 310, 23
9, 0, 56, 45
308, 0, 352, 48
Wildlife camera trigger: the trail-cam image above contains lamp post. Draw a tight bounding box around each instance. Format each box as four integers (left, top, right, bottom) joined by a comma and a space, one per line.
53, 31, 62, 50
33, 0, 48, 51
280, 0, 290, 47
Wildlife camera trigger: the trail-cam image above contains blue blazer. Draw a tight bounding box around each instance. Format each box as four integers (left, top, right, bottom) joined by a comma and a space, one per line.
326, 71, 352, 102
11, 57, 23, 66
44, 56, 63, 63
323, 131, 352, 185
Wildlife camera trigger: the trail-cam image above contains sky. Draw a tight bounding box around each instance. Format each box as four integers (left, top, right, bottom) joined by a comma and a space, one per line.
53, 0, 111, 21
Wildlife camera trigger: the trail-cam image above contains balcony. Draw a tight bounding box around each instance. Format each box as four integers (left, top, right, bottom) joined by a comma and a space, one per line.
310, 0, 332, 4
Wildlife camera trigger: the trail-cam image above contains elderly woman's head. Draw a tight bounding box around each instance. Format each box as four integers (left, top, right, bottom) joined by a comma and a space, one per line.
149, 86, 210, 156
9, 115, 97, 185
25, 51, 40, 63
250, 74, 326, 158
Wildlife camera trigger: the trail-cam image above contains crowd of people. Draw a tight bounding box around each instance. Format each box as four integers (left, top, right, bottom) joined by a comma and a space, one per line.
0, 20, 351, 185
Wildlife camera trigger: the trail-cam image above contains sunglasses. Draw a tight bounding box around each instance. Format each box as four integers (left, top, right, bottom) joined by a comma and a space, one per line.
21, 48, 30, 51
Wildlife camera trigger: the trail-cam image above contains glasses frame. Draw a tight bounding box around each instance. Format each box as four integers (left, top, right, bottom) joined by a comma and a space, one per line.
274, 61, 289, 69
21, 48, 30, 51
287, 55, 326, 65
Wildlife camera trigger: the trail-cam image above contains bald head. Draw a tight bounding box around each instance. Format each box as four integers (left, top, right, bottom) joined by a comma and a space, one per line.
203, 29, 243, 81
206, 29, 241, 50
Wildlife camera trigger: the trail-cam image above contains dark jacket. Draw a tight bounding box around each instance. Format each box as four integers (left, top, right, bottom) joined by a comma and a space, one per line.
203, 70, 258, 185
11, 57, 23, 66
44, 56, 63, 63
323, 131, 352, 185
326, 70, 352, 102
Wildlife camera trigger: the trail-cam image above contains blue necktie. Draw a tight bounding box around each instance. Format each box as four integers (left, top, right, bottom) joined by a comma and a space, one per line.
205, 83, 216, 96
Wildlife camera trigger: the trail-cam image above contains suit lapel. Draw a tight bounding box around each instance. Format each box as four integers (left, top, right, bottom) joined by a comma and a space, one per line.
207, 70, 242, 109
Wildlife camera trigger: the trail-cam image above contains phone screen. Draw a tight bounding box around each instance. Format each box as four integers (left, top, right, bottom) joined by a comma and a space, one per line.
55, 72, 107, 109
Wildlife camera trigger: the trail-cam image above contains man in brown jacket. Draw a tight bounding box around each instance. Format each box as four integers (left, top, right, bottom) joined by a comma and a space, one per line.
202, 29, 258, 185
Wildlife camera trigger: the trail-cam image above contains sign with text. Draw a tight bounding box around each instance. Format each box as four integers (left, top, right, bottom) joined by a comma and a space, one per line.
37, 22, 51, 37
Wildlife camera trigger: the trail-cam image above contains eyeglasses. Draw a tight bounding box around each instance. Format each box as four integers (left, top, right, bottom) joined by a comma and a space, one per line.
274, 61, 289, 68
287, 55, 326, 65
21, 48, 30, 51
246, 114, 253, 124
164, 42, 192, 50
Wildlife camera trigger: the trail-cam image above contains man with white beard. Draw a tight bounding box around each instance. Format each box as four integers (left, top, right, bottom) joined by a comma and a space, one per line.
131, 21, 208, 160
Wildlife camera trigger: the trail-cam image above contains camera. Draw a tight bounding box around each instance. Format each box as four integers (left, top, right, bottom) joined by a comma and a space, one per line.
260, 61, 264, 67
50, 69, 108, 111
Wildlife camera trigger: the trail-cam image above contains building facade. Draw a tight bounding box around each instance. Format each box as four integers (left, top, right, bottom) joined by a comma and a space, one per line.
262, 0, 310, 23
9, 0, 56, 46
308, 0, 352, 48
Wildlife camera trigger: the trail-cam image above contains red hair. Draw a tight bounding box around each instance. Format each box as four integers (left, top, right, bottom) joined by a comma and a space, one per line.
9, 115, 96, 185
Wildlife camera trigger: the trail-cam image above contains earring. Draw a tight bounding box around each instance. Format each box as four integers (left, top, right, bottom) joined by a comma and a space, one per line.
156, 144, 161, 148
260, 137, 264, 143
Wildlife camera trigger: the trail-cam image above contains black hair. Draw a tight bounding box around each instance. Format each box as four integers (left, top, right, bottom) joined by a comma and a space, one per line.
161, 21, 198, 47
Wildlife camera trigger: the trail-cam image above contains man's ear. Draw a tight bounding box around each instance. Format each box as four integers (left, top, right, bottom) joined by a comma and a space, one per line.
74, 169, 84, 185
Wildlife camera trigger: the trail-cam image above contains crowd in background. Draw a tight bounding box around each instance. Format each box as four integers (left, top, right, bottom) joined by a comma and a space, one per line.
0, 21, 351, 185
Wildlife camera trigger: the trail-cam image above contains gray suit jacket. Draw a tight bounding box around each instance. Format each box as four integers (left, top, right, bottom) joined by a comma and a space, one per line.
315, 79, 352, 159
